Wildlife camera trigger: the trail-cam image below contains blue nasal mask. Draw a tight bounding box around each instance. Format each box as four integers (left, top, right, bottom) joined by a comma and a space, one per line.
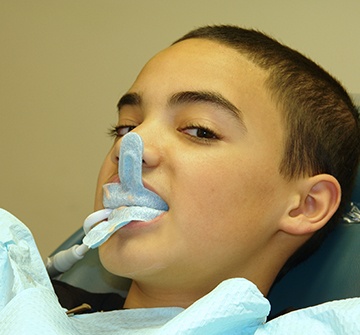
103, 132, 168, 211
83, 132, 168, 248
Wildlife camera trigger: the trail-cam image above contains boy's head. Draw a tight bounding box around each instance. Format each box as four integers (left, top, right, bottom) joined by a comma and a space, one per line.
175, 25, 360, 278
95, 25, 359, 307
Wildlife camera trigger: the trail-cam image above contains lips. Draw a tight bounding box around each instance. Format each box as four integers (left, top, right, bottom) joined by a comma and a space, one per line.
83, 206, 167, 248
107, 174, 120, 184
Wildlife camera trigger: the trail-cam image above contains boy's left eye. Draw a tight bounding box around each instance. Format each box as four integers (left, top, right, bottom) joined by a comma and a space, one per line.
183, 127, 217, 139
180, 125, 221, 141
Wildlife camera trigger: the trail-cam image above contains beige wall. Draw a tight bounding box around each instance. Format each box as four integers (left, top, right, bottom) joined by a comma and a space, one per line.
1, 0, 359, 258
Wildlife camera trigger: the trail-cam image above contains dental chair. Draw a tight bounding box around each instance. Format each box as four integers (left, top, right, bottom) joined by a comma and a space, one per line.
52, 167, 360, 318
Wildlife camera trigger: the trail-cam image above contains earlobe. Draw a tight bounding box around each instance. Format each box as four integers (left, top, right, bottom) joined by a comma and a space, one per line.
280, 174, 341, 236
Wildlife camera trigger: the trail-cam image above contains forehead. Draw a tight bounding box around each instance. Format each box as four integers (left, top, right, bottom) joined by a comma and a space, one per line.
133, 39, 267, 95
128, 39, 284, 152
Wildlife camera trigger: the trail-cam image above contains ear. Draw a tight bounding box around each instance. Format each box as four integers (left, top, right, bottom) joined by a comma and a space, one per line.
280, 174, 341, 236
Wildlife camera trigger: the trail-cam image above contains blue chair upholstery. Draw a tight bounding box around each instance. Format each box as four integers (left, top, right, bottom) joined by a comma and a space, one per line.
55, 166, 360, 316
267, 219, 360, 317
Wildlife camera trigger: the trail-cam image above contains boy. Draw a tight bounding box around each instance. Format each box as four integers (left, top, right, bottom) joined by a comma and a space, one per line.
94, 25, 360, 309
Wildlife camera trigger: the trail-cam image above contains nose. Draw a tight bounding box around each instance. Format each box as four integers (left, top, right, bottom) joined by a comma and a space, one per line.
110, 131, 161, 169
141, 141, 161, 168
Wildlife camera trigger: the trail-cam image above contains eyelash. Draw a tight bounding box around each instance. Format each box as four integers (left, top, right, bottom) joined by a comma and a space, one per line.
108, 125, 137, 139
178, 123, 222, 143
108, 123, 222, 143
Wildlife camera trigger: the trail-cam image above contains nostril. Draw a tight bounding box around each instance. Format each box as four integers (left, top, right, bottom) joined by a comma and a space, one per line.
142, 146, 161, 168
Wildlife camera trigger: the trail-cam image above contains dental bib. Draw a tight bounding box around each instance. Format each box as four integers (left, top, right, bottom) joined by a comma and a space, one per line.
83, 132, 168, 248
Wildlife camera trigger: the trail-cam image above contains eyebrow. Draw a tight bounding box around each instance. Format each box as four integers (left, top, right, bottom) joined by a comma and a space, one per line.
117, 92, 142, 110
117, 90, 245, 128
168, 91, 243, 121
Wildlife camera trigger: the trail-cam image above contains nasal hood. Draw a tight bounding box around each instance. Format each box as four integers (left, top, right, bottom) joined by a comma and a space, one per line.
102, 132, 169, 211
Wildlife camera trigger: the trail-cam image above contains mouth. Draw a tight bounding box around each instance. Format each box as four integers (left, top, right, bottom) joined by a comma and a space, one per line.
120, 211, 167, 231
83, 206, 167, 248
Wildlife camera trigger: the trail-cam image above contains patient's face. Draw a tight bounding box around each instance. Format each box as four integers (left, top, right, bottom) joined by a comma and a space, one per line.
95, 39, 292, 292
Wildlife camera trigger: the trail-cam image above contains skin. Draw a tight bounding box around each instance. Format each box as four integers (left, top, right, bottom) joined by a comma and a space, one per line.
94, 39, 341, 309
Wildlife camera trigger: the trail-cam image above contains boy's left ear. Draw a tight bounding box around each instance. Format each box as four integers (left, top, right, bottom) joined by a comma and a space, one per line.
280, 174, 341, 236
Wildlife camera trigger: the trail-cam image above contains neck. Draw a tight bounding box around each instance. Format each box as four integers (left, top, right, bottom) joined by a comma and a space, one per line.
123, 280, 212, 309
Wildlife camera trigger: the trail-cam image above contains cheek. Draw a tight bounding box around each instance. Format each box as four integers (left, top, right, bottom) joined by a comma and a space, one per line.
170, 160, 245, 233
173, 157, 280, 241
94, 153, 116, 210
178, 156, 250, 208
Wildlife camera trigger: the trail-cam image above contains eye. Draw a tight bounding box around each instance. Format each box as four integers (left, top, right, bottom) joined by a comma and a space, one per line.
180, 124, 222, 142
108, 125, 137, 139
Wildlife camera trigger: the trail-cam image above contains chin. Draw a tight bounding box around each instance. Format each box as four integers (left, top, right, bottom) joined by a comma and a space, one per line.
98, 238, 168, 280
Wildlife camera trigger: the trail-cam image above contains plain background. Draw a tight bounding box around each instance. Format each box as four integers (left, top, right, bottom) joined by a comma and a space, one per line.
1, 0, 360, 258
